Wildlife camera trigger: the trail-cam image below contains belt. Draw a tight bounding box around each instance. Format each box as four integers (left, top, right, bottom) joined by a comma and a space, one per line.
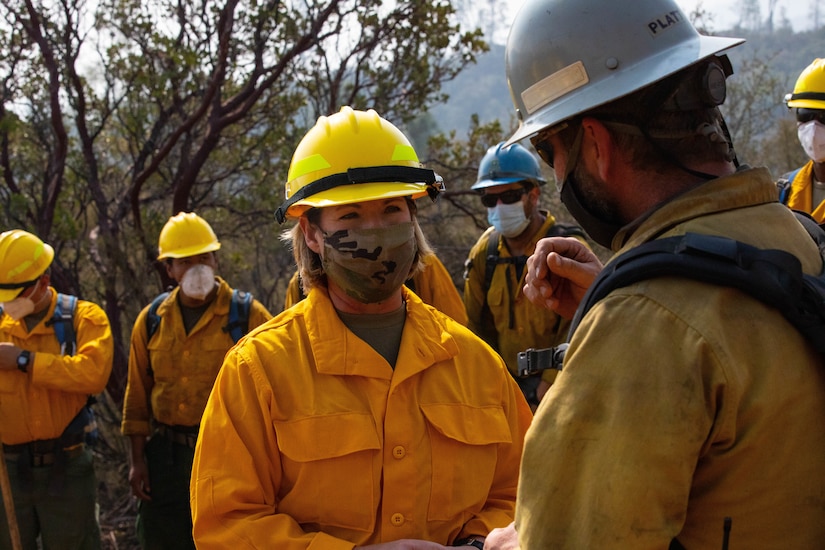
155, 424, 199, 448
3, 442, 86, 468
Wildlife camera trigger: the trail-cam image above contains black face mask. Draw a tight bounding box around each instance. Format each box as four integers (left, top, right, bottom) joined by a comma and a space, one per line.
557, 125, 623, 249
560, 173, 623, 249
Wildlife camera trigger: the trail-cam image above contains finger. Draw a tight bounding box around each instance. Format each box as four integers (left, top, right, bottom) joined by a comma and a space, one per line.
526, 250, 549, 283
547, 252, 598, 288
535, 236, 585, 259
533, 237, 581, 280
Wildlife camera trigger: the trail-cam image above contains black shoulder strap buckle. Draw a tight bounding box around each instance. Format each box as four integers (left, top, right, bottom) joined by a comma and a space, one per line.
517, 343, 568, 376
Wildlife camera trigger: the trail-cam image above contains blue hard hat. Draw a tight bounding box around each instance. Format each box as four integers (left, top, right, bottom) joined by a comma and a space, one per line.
472, 142, 547, 190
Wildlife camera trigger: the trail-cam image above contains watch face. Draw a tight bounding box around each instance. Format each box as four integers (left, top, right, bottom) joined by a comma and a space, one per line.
17, 351, 29, 367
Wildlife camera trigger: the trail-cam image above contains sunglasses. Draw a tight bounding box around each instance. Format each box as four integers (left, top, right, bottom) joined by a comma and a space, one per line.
480, 188, 527, 208
797, 109, 825, 124
532, 134, 555, 169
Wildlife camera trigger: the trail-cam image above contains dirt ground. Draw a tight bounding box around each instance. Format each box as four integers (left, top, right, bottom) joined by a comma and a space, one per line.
93, 392, 141, 550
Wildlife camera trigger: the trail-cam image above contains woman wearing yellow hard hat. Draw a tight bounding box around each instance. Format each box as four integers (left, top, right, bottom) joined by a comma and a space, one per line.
191, 106, 531, 549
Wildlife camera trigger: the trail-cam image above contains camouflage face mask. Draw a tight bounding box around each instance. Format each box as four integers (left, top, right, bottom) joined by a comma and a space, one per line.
321, 222, 416, 304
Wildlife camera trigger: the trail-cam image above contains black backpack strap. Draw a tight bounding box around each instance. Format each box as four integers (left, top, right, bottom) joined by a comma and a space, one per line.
481, 230, 525, 330
483, 229, 501, 295
518, 230, 825, 376
793, 210, 825, 256
547, 222, 587, 240
571, 233, 825, 353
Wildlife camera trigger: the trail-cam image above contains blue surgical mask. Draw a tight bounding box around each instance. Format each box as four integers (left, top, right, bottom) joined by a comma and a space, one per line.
487, 202, 530, 238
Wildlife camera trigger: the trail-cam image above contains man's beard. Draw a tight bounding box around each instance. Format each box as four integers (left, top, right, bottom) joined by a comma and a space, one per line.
570, 161, 625, 229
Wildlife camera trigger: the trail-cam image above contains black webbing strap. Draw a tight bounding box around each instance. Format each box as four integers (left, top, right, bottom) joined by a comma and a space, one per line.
0, 277, 39, 290
570, 232, 825, 353
787, 91, 825, 102
275, 165, 443, 223
518, 228, 825, 376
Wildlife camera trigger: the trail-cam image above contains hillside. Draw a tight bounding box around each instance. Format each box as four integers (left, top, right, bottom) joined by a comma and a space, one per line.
425, 27, 825, 136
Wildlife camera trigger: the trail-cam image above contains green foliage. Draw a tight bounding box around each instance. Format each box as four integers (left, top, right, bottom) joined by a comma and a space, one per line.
720, 27, 821, 175
0, 0, 487, 403
417, 116, 506, 287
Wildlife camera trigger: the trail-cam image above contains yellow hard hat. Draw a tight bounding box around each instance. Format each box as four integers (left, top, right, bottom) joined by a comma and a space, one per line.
275, 106, 443, 223
0, 230, 54, 302
785, 59, 825, 110
157, 212, 221, 260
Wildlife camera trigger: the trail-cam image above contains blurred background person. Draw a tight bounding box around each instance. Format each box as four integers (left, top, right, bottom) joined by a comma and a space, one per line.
778, 58, 825, 224
121, 212, 271, 550
0, 229, 113, 550
463, 142, 584, 409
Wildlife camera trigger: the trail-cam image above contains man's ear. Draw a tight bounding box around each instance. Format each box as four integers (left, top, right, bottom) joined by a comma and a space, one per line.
299, 216, 323, 255
32, 273, 51, 302
580, 117, 615, 181
526, 184, 541, 209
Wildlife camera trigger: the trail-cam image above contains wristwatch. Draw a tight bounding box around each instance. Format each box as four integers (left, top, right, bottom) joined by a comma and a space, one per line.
17, 350, 31, 373
455, 537, 484, 549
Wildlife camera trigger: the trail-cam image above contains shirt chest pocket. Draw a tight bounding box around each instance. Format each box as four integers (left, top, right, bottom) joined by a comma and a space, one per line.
148, 328, 232, 383
420, 403, 512, 522
275, 413, 380, 531
0, 371, 24, 396
487, 277, 506, 309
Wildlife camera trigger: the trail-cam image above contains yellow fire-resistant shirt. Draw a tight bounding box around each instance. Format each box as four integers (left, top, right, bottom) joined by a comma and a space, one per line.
120, 278, 271, 435
517, 168, 825, 549
283, 254, 468, 326
0, 289, 113, 445
191, 286, 532, 549
784, 160, 825, 223
464, 213, 575, 380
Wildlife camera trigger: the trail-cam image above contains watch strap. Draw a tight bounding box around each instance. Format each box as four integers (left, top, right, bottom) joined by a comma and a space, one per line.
17, 350, 31, 373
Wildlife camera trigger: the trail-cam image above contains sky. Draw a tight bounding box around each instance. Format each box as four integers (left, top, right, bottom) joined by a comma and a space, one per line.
504, 0, 816, 34
674, 0, 814, 31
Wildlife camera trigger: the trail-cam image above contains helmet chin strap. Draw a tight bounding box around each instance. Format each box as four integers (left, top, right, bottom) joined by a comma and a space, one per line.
719, 116, 741, 169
